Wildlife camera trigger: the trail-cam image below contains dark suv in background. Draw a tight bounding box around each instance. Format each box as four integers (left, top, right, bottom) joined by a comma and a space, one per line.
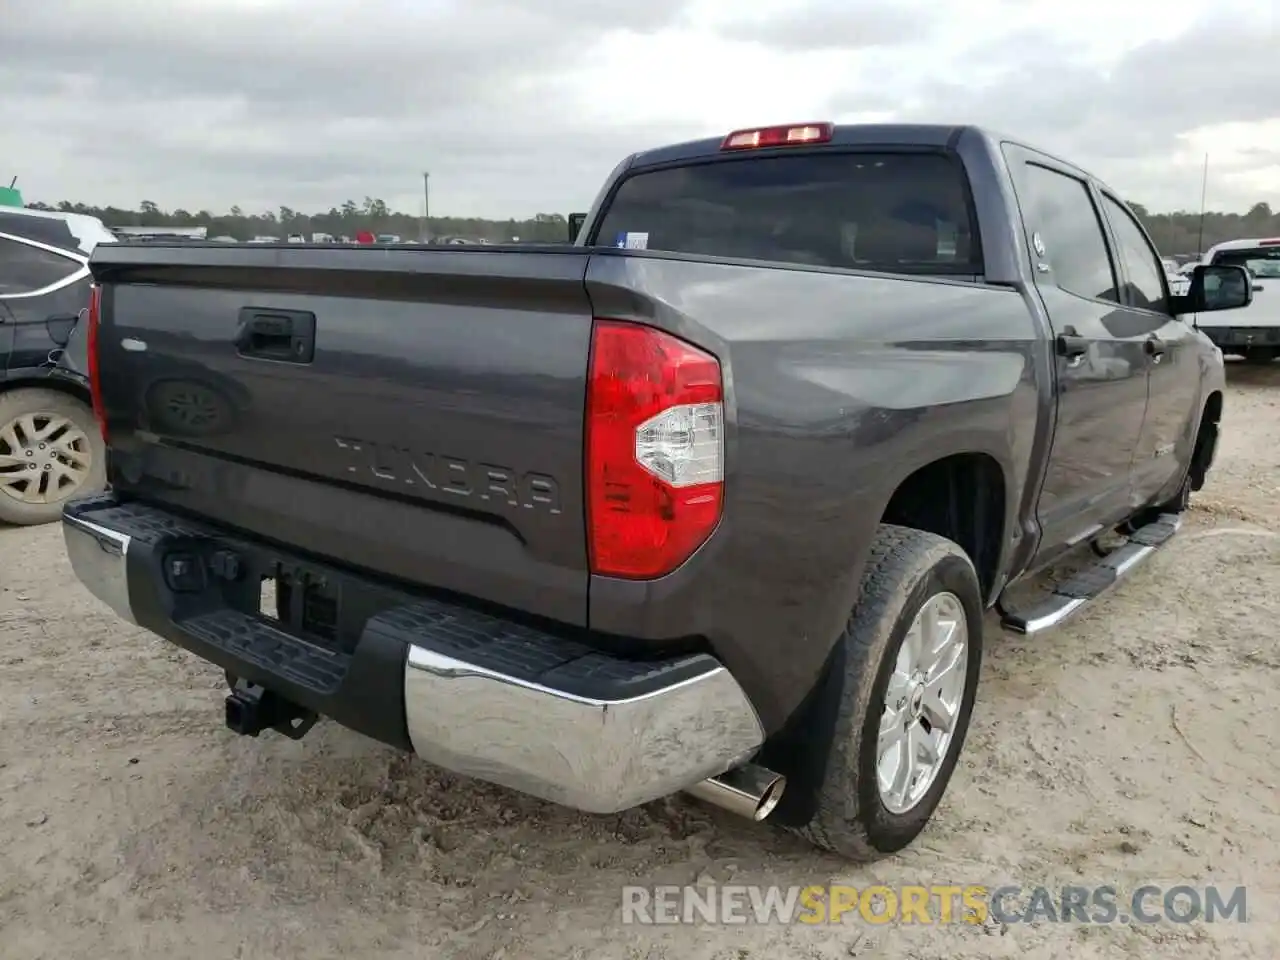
0, 207, 115, 524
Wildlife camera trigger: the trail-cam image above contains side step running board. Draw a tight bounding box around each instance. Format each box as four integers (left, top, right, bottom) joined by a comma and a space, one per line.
1000, 513, 1182, 635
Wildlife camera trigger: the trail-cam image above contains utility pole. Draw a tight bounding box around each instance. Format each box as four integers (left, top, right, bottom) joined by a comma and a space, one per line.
1195, 153, 1209, 258
422, 171, 430, 243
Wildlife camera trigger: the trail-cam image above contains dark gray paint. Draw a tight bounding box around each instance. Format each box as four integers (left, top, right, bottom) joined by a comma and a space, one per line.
87, 124, 1226, 734
93, 251, 596, 626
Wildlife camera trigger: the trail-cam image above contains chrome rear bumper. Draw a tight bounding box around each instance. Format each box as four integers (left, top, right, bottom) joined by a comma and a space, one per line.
404, 644, 765, 813
63, 497, 766, 815
64, 513, 135, 624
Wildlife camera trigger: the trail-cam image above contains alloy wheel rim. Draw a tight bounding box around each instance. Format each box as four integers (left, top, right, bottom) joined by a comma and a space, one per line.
876, 591, 970, 815
0, 412, 93, 504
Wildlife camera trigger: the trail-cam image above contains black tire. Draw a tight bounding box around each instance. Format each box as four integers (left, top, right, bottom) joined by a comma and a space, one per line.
0, 388, 107, 526
782, 524, 983, 860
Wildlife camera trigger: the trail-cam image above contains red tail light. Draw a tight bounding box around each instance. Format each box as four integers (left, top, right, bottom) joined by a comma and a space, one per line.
586, 320, 724, 579
86, 283, 107, 442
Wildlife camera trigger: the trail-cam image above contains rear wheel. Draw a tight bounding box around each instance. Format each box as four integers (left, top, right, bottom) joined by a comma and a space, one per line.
781, 525, 983, 860
0, 388, 106, 526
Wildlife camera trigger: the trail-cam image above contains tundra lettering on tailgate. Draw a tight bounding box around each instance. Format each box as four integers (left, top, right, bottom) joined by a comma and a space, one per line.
333, 436, 561, 514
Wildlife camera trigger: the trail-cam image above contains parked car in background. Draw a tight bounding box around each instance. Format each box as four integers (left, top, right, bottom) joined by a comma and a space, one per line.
0, 206, 115, 523
1194, 237, 1280, 362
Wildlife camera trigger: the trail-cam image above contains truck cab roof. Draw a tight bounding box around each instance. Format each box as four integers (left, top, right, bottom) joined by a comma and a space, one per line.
626, 122, 1105, 183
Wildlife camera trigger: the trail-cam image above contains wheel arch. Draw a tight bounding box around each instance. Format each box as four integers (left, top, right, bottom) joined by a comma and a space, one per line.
1189, 388, 1223, 491
0, 369, 93, 408
877, 450, 1010, 605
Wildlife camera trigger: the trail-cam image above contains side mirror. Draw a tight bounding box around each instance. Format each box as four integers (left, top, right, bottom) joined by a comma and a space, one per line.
568, 212, 587, 244
1177, 264, 1255, 314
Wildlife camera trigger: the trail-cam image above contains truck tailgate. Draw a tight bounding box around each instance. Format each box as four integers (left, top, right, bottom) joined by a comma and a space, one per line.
90, 245, 594, 625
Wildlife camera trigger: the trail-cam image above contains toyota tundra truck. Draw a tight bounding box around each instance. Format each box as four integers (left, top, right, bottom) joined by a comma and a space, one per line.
62, 122, 1252, 860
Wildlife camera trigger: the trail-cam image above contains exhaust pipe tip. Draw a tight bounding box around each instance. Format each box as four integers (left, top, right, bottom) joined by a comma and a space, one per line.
753, 773, 786, 821
684, 763, 787, 821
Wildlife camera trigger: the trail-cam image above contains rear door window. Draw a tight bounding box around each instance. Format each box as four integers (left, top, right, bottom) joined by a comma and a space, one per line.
0, 237, 81, 296
1018, 164, 1119, 303
592, 152, 981, 274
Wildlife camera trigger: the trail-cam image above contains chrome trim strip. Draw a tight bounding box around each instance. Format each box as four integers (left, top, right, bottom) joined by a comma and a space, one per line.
0, 231, 89, 301
0, 230, 90, 264
1065, 522, 1104, 546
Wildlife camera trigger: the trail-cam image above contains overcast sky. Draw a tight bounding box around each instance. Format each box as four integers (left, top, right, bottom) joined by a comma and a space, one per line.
3, 0, 1276, 219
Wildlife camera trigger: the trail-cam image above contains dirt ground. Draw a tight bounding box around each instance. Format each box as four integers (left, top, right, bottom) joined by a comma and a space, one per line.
2, 363, 1278, 960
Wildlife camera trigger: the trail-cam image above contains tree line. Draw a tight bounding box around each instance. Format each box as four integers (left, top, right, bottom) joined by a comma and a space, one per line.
22, 196, 1280, 255
1128, 201, 1277, 256
24, 197, 575, 244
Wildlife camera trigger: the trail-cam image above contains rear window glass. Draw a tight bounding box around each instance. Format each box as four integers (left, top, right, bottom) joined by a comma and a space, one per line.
592, 152, 980, 274
1210, 247, 1280, 279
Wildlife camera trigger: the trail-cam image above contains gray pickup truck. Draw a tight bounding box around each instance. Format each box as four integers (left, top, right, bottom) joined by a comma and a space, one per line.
64, 122, 1252, 860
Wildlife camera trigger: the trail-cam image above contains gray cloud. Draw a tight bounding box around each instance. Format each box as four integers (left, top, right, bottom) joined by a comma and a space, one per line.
837, 15, 1278, 207
717, 2, 929, 51
2, 0, 1275, 218
1, 0, 705, 215
2, 0, 687, 120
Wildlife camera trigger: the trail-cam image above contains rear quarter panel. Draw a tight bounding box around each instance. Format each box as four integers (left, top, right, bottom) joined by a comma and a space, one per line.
585, 254, 1043, 731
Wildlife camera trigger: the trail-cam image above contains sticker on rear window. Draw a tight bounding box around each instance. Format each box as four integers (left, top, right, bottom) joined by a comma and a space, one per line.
614, 231, 648, 250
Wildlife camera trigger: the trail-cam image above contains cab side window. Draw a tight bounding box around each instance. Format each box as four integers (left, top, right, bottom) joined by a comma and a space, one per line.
1022, 164, 1119, 303
0, 237, 79, 296
1099, 195, 1169, 313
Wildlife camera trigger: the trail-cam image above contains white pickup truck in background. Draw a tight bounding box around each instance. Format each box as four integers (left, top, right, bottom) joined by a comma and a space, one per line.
1193, 238, 1280, 363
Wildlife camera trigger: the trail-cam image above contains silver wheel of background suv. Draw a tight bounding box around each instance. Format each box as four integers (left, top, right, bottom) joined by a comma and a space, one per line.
0, 388, 105, 525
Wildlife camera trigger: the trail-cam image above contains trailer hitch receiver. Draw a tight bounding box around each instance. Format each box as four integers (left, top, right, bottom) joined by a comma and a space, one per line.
225, 678, 318, 740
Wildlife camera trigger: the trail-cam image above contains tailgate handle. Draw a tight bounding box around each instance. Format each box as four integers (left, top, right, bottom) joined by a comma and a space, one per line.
236, 308, 316, 363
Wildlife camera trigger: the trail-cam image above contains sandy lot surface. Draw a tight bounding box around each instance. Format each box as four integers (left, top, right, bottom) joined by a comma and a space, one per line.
2, 363, 1278, 960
